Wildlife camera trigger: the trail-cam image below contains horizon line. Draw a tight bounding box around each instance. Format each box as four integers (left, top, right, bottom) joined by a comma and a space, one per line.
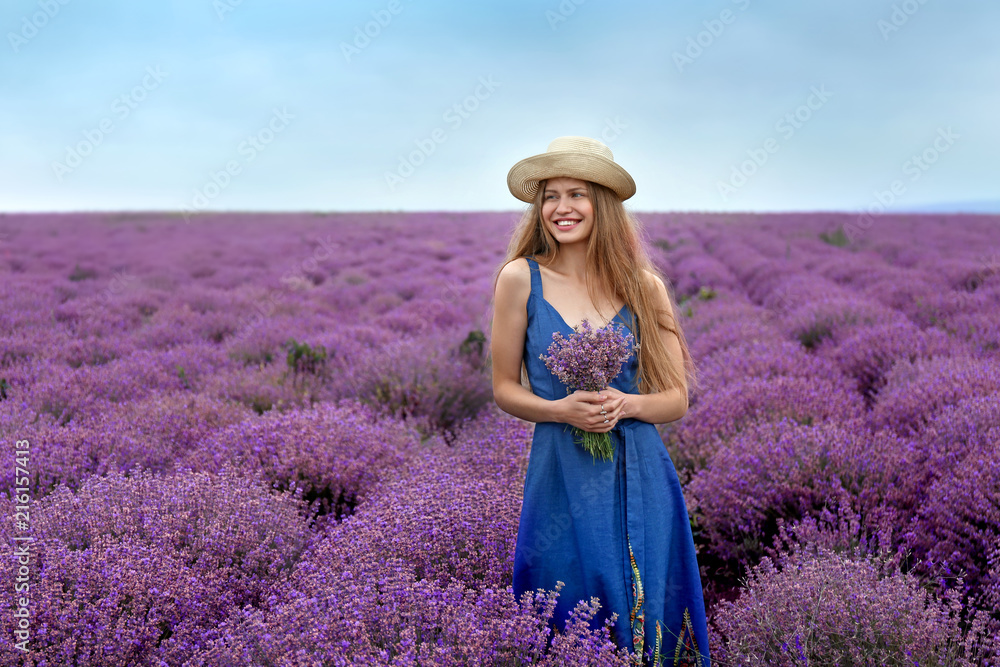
2, 208, 999, 217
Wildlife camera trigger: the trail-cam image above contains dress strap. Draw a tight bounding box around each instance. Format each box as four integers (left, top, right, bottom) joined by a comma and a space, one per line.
525, 256, 542, 298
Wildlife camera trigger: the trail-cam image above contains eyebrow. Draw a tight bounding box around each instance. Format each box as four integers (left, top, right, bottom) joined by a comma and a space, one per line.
543, 186, 588, 193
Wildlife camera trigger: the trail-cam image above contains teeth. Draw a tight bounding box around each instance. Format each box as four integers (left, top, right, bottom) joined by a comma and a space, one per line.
557, 221, 578, 226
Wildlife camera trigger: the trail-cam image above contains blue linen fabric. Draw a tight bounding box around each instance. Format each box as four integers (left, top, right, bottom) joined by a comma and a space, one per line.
512, 256, 711, 666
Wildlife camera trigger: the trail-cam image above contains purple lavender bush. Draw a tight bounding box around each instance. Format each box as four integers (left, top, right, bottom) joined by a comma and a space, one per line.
712, 536, 997, 666
821, 320, 954, 404
0, 535, 221, 666
870, 354, 1000, 437
680, 296, 774, 360
187, 543, 631, 666
344, 328, 494, 439
904, 440, 1000, 599
322, 408, 530, 592
0, 391, 252, 497
666, 374, 865, 476
873, 390, 1000, 530
447, 403, 533, 481
780, 295, 911, 351
0, 466, 316, 666
183, 398, 419, 523
330, 451, 521, 591
686, 418, 900, 566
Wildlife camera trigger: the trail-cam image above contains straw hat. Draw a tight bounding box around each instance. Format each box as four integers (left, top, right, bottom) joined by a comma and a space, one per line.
507, 136, 635, 203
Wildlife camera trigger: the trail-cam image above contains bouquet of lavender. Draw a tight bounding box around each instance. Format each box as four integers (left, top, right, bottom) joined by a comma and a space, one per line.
539, 318, 634, 462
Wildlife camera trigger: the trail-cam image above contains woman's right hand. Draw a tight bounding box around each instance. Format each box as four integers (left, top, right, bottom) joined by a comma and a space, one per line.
557, 389, 626, 433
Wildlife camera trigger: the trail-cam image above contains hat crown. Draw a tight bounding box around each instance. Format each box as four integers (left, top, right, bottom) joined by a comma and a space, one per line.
506, 134, 635, 203
546, 136, 614, 162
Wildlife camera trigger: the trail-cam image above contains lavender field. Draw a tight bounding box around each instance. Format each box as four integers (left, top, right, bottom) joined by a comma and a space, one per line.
0, 211, 998, 666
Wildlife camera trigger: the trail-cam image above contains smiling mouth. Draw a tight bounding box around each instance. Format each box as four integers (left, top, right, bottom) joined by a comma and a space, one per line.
554, 219, 581, 228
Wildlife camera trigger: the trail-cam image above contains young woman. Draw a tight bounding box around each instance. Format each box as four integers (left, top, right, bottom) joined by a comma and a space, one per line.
490, 136, 711, 666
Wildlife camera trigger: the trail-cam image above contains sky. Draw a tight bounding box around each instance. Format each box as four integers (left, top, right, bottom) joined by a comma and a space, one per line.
2, 0, 998, 214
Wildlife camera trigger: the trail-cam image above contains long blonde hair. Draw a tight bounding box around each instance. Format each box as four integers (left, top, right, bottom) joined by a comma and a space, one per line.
487, 180, 698, 400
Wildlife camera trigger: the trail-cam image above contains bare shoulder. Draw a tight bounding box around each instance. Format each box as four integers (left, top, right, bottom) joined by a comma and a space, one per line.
499, 256, 532, 280
641, 269, 667, 297
642, 269, 678, 328
494, 257, 532, 310
497, 257, 531, 291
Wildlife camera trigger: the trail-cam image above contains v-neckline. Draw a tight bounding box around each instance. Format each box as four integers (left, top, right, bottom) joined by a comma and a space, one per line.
528, 257, 627, 331
537, 293, 628, 332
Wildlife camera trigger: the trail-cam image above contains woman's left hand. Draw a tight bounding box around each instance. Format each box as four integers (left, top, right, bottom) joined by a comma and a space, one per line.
588, 386, 631, 429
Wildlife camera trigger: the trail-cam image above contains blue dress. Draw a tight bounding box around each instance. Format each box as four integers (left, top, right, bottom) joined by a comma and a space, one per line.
513, 256, 711, 666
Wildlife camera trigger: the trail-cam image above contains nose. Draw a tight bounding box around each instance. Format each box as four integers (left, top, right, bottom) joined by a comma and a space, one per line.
554, 195, 574, 214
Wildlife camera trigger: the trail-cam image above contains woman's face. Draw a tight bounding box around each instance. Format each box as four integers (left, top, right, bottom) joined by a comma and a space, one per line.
540, 177, 594, 243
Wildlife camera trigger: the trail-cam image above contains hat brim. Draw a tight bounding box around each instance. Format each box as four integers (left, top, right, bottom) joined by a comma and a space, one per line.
507, 151, 636, 203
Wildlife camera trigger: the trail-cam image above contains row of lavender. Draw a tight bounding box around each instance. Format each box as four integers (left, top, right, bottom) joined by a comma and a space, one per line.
0, 211, 997, 665
656, 212, 1000, 663
0, 212, 631, 666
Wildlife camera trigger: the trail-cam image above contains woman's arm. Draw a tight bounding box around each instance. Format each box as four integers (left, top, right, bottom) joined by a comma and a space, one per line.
628, 272, 689, 424
491, 259, 568, 424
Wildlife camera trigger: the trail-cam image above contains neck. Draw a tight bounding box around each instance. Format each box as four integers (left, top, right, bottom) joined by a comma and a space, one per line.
550, 243, 590, 283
